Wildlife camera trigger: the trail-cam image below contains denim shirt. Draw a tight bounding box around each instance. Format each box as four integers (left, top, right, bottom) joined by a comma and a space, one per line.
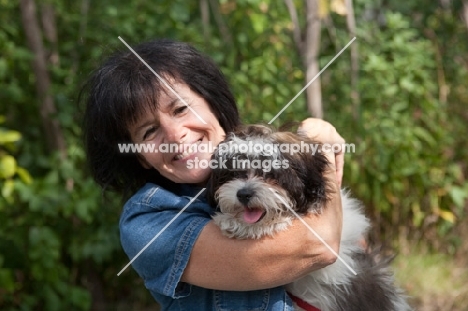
119, 183, 294, 311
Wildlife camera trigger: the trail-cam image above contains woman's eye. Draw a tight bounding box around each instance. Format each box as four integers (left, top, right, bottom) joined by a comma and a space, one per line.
143, 127, 157, 140
173, 105, 188, 115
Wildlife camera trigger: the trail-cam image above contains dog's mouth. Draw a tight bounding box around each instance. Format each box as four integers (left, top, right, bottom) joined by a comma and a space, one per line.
242, 207, 266, 224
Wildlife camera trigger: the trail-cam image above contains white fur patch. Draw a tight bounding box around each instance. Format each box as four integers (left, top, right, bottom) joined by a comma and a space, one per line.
213, 178, 294, 239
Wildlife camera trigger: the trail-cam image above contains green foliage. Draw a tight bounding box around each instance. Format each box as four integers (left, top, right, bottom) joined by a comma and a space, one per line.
0, 140, 117, 310
324, 9, 468, 250
0, 123, 32, 195
205, 0, 308, 124
0, 1, 143, 308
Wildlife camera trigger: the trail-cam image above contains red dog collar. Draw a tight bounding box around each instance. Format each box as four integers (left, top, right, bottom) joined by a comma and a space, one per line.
288, 292, 321, 311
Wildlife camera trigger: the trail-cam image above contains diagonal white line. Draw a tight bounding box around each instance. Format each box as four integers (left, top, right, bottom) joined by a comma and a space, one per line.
268, 188, 357, 275
268, 37, 356, 124
117, 188, 206, 276
118, 36, 207, 125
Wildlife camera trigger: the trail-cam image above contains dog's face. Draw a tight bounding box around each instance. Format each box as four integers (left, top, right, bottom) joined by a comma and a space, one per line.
206, 125, 333, 239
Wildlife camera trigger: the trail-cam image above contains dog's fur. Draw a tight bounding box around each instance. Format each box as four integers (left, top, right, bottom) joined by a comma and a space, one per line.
206, 125, 412, 311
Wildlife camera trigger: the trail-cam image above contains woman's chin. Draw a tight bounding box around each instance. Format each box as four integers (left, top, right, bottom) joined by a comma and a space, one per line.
165, 168, 210, 186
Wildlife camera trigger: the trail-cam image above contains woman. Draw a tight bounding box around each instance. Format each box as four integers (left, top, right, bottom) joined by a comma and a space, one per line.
83, 39, 344, 310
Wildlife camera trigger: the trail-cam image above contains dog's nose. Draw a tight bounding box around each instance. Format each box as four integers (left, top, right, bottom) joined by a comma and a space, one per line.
237, 188, 255, 205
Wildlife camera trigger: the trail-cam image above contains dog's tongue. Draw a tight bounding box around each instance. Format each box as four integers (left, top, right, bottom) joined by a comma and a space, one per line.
243, 207, 264, 224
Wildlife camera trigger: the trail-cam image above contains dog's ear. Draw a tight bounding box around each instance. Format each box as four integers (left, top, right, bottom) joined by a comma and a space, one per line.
205, 152, 229, 209
205, 154, 235, 209
300, 146, 333, 208
274, 136, 333, 213
268, 162, 310, 211
235, 124, 273, 138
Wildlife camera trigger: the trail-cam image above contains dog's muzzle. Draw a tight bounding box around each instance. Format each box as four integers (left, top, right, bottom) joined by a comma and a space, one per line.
236, 187, 265, 224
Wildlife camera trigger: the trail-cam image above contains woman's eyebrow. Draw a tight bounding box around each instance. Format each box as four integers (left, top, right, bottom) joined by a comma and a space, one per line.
157, 97, 191, 115
166, 97, 191, 110
167, 97, 180, 110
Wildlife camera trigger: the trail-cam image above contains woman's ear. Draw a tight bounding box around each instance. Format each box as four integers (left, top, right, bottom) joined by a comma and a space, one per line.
136, 154, 151, 169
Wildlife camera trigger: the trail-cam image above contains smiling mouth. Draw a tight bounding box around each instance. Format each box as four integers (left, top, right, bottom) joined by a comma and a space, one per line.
173, 139, 202, 161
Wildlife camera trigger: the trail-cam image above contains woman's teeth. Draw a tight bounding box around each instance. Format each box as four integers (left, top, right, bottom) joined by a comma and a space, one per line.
174, 140, 202, 160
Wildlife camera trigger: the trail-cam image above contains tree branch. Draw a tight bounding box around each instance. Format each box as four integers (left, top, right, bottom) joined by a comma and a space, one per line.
305, 0, 323, 118
19, 0, 67, 159
284, 0, 303, 54
323, 15, 338, 54
345, 0, 360, 121
208, 0, 233, 46
200, 0, 211, 43
40, 3, 59, 66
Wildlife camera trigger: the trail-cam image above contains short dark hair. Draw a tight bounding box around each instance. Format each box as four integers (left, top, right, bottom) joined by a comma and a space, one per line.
81, 39, 241, 197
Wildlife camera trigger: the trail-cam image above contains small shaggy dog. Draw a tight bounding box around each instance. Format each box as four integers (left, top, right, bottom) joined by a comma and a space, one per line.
206, 125, 411, 311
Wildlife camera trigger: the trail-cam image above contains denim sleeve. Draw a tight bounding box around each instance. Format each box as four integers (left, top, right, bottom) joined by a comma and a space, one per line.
119, 184, 212, 299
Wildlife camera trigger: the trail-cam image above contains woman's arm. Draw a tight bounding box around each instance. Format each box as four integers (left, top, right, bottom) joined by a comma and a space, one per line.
181, 172, 342, 290
181, 118, 344, 291
182, 174, 341, 291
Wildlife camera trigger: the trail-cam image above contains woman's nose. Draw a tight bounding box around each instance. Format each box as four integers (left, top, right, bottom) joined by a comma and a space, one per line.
159, 117, 188, 144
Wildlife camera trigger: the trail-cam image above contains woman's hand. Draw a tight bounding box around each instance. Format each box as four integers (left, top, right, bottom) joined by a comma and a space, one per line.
297, 118, 345, 187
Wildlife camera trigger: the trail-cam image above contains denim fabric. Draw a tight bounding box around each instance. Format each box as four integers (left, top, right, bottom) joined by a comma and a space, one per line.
119, 183, 294, 311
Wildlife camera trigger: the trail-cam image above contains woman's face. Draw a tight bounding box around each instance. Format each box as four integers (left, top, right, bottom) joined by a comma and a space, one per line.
129, 83, 226, 185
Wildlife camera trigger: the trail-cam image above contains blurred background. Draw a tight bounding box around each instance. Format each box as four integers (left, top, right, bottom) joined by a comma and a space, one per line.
1, 0, 467, 310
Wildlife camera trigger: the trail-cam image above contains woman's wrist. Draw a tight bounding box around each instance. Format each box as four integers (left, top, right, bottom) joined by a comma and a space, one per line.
297, 118, 345, 187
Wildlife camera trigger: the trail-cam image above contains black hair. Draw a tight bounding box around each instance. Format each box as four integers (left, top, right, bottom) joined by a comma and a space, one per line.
81, 39, 241, 197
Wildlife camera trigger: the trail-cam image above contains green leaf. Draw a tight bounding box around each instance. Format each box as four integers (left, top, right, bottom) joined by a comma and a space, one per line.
0, 129, 21, 143
413, 126, 436, 147
250, 13, 267, 34
0, 155, 16, 179
1, 179, 14, 200
16, 167, 32, 184
438, 210, 455, 223
449, 186, 468, 208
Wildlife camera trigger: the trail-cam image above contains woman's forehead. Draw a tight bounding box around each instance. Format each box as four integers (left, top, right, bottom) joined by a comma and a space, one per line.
125, 79, 174, 125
